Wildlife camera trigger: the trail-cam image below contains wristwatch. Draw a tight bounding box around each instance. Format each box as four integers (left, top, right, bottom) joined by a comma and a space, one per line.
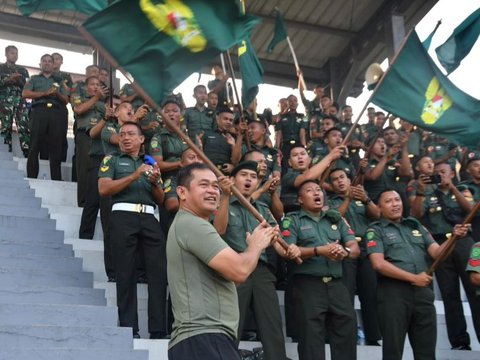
343, 246, 352, 258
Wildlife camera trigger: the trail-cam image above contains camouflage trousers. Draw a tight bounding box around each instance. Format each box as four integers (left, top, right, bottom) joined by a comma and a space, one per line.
0, 98, 30, 156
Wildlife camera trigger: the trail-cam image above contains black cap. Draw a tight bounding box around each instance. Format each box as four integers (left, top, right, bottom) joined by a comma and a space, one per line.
466, 151, 480, 166
231, 160, 259, 177
217, 106, 233, 115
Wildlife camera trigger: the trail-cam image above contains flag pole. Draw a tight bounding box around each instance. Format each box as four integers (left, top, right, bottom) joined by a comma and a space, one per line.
219, 53, 231, 105
351, 114, 390, 186
427, 201, 480, 275
273, 6, 307, 91
319, 29, 416, 185
77, 26, 299, 263
225, 49, 251, 150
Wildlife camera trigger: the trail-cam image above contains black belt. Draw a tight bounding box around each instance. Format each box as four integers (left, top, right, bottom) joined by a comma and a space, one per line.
32, 102, 61, 109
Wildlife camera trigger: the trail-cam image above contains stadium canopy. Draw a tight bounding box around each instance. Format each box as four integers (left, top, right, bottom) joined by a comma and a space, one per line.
0, 0, 437, 104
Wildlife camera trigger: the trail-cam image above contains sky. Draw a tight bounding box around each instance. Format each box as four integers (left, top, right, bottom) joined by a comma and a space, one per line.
0, 0, 478, 122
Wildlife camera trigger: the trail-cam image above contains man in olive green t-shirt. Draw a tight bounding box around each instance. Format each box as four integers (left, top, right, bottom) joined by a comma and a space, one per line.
167, 163, 275, 360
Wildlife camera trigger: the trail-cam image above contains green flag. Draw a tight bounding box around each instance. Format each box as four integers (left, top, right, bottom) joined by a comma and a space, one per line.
267, 9, 288, 53
17, 0, 108, 16
372, 31, 480, 148
422, 19, 441, 50
435, 8, 480, 74
82, 0, 259, 106
239, 37, 263, 108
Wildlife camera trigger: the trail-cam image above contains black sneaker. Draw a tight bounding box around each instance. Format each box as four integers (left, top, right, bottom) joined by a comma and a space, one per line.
149, 331, 167, 339
451, 345, 471, 350
133, 332, 141, 339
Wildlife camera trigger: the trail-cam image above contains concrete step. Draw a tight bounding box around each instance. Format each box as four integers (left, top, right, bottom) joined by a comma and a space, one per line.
0, 179, 31, 189
0, 285, 106, 306
0, 160, 20, 169
0, 303, 117, 327
52, 212, 103, 240
0, 205, 49, 218
0, 228, 64, 243
0, 233, 64, 246
43, 204, 83, 216
0, 184, 35, 198
28, 179, 77, 206
134, 339, 480, 360
0, 152, 13, 160
15, 157, 73, 182
0, 268, 93, 288
0, 168, 25, 179
0, 214, 56, 230
0, 325, 133, 350
0, 349, 149, 360
0, 243, 72, 257
0, 194, 42, 207
0, 254, 82, 272
66, 239, 106, 281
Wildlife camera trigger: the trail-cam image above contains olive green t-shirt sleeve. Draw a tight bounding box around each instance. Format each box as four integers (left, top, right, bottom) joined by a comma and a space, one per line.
180, 215, 229, 264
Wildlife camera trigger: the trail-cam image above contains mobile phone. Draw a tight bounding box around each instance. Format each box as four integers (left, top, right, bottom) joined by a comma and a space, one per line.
427, 174, 442, 184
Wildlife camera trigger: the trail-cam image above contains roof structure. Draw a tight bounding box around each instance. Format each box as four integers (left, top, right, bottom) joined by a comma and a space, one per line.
0, 0, 437, 104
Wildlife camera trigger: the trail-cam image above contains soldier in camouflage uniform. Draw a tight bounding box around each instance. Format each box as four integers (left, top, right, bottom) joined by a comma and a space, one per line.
0, 45, 29, 156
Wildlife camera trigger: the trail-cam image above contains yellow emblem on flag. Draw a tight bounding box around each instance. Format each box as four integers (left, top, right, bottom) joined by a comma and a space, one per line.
238, 40, 247, 57
421, 77, 453, 125
140, 0, 207, 53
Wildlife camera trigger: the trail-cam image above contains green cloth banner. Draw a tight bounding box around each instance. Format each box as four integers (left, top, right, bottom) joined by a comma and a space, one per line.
83, 0, 258, 106
266, 9, 288, 53
239, 37, 263, 108
436, 7, 480, 74
372, 31, 480, 148
17, 0, 108, 16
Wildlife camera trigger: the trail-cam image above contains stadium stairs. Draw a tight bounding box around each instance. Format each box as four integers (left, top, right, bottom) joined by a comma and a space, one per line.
2, 132, 479, 359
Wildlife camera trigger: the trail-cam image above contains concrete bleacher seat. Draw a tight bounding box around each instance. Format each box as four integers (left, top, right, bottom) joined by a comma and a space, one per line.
6, 142, 479, 360
0, 141, 148, 360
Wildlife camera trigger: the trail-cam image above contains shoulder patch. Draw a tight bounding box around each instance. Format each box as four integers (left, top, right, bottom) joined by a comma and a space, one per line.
100, 155, 112, 173
366, 230, 375, 240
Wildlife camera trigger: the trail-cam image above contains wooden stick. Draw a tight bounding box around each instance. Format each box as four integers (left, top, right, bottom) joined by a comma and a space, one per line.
351, 114, 390, 186
219, 53, 230, 105
285, 36, 307, 91
225, 49, 251, 150
78, 26, 299, 263
427, 201, 480, 275
319, 29, 416, 186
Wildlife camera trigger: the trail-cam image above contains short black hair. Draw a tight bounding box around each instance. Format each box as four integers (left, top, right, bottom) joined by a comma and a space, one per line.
193, 84, 206, 93
241, 149, 264, 162
434, 161, 453, 171
325, 127, 342, 138
51, 52, 63, 60
377, 188, 400, 202
40, 53, 53, 62
86, 64, 99, 72
85, 76, 99, 85
329, 167, 351, 180
297, 179, 320, 194
177, 163, 212, 189
5, 45, 17, 53
120, 121, 143, 135
162, 99, 182, 109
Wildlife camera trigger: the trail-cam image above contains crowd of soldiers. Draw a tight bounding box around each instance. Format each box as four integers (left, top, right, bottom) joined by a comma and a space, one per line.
1, 46, 480, 360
